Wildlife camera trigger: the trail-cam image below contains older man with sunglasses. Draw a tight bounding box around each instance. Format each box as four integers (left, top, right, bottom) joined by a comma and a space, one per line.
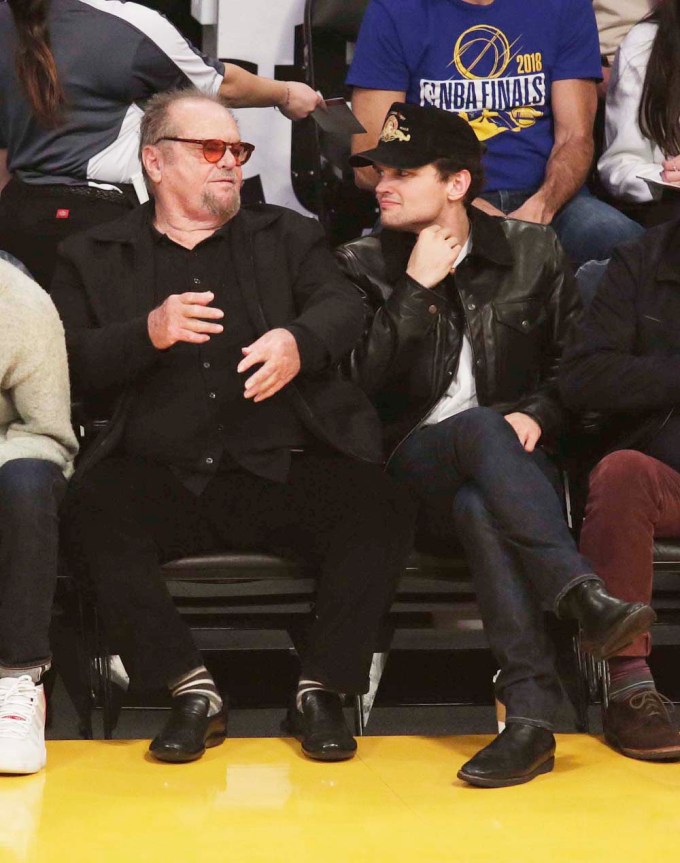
52, 89, 415, 764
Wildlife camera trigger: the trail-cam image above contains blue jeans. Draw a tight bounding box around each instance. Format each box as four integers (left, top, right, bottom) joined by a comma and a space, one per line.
481, 186, 644, 266
389, 407, 596, 728
0, 459, 65, 667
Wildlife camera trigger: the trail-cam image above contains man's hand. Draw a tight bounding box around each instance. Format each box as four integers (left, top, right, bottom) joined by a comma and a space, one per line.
148, 291, 224, 350
660, 158, 680, 186
508, 194, 554, 225
406, 225, 464, 289
504, 412, 542, 452
237, 328, 301, 402
279, 82, 324, 120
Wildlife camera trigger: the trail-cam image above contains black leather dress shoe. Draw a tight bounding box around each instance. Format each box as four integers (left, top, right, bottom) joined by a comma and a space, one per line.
285, 690, 357, 762
149, 694, 227, 763
457, 723, 556, 788
558, 579, 656, 661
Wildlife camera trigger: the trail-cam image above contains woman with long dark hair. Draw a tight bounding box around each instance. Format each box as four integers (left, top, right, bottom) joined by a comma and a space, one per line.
598, 0, 680, 226
0, 0, 321, 288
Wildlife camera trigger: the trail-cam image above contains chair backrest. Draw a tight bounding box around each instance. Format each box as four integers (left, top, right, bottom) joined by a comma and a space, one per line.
307, 0, 369, 38
303, 0, 370, 99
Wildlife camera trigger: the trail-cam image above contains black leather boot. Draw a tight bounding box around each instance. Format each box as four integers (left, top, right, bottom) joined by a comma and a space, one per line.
149, 694, 227, 763
558, 579, 656, 660
285, 690, 357, 762
457, 723, 556, 788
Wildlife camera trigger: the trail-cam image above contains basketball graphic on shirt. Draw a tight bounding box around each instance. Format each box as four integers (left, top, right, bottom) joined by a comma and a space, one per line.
451, 25, 514, 81
417, 24, 546, 142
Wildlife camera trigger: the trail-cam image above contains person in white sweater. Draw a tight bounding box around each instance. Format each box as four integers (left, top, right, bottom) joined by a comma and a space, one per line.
0, 257, 78, 775
598, 0, 680, 225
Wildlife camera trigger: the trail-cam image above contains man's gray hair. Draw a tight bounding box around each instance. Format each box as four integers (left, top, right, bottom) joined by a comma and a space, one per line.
139, 88, 235, 189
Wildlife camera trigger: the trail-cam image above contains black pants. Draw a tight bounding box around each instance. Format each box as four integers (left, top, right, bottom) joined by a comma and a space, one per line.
0, 459, 66, 668
0, 178, 134, 290
62, 454, 415, 694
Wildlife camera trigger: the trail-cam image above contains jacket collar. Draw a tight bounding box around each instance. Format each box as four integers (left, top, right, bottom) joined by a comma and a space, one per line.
87, 200, 283, 245
379, 206, 513, 282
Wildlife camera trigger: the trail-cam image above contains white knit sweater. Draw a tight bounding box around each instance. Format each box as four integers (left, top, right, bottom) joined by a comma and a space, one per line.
598, 22, 666, 204
0, 259, 78, 477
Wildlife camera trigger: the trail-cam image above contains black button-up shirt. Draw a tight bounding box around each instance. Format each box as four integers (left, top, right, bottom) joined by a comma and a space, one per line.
121, 215, 313, 493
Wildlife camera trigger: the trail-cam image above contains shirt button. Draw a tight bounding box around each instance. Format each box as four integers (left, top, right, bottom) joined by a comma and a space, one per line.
467, 303, 476, 311
521, 320, 530, 329
208, 391, 216, 399
203, 361, 211, 369
193, 277, 201, 285
428, 304, 438, 315
476, 358, 483, 367
205, 457, 214, 465
217, 424, 224, 432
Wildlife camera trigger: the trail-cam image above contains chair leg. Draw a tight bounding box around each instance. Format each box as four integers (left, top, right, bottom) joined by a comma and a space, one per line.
353, 695, 365, 737
571, 634, 591, 733
600, 659, 610, 710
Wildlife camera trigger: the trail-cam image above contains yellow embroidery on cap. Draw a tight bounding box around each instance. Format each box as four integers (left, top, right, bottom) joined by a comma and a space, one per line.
380, 113, 411, 143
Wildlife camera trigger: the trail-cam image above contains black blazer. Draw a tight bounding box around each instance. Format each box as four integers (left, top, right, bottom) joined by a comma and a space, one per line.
51, 202, 384, 476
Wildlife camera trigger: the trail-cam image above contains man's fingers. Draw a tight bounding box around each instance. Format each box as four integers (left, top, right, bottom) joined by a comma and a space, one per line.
184, 304, 224, 320
244, 363, 276, 394
179, 291, 215, 305
177, 329, 211, 344
252, 378, 286, 403
237, 350, 266, 374
182, 319, 223, 335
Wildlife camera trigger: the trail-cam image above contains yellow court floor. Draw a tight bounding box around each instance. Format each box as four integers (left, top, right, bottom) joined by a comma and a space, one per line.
2, 735, 679, 863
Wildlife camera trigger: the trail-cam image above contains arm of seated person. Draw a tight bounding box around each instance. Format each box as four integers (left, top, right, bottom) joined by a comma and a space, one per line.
559, 247, 680, 412
351, 87, 406, 191
218, 65, 322, 120
598, 28, 660, 203
509, 79, 596, 224
50, 255, 160, 396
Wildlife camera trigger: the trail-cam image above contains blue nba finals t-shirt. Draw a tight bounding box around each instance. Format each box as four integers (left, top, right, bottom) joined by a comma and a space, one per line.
347, 0, 601, 192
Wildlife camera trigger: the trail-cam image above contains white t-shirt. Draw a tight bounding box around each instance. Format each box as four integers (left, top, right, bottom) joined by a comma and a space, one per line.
421, 237, 478, 427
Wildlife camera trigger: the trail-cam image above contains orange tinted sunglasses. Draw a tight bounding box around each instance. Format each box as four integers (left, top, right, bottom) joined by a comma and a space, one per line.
157, 137, 255, 165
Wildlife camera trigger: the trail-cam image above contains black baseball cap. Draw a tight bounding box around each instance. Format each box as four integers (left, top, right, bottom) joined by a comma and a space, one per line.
349, 102, 484, 169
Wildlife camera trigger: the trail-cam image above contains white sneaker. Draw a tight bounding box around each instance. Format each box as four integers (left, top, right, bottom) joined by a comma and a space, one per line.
0, 676, 46, 774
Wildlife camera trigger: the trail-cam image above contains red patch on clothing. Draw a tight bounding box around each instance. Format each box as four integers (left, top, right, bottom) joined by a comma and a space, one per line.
55, 208, 70, 219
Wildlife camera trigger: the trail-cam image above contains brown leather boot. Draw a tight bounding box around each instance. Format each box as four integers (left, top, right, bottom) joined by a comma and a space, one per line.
603, 690, 680, 761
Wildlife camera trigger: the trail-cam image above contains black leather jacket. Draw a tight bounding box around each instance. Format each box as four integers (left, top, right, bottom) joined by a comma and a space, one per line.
336, 209, 581, 456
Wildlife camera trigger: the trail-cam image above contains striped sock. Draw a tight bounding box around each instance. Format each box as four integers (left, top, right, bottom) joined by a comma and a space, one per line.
608, 656, 655, 702
296, 678, 337, 712
169, 666, 223, 717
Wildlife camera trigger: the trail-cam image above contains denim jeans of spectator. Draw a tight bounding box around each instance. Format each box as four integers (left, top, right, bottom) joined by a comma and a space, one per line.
0, 459, 66, 667
480, 186, 644, 266
389, 407, 596, 729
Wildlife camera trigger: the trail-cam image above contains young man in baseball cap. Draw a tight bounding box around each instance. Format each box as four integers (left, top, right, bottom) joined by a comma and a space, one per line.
338, 102, 655, 787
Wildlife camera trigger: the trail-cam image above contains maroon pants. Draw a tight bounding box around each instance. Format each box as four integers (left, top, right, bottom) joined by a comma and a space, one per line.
580, 450, 680, 656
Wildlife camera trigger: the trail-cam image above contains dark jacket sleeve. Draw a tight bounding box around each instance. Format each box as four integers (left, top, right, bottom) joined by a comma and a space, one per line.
559, 245, 680, 412
511, 232, 582, 438
281, 219, 367, 374
50, 251, 159, 397
337, 244, 441, 396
